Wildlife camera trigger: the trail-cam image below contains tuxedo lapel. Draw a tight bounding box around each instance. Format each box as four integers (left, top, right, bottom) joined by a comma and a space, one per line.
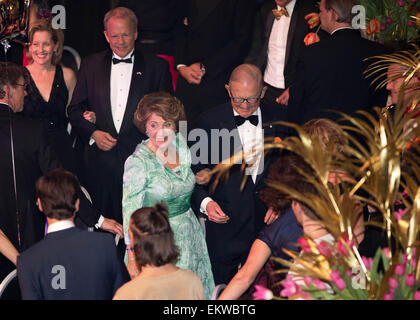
285, 2, 300, 71
101, 51, 118, 137
120, 50, 145, 136
218, 104, 242, 160
254, 107, 276, 187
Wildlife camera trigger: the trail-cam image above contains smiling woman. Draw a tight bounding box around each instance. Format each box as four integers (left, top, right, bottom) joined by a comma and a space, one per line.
22, 21, 78, 174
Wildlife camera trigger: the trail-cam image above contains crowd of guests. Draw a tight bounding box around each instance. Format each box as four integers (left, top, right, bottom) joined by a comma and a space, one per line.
0, 0, 418, 300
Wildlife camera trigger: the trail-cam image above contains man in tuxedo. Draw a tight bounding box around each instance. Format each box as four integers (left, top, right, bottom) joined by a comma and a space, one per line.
288, 0, 388, 124
191, 64, 288, 285
67, 7, 173, 242
175, 0, 255, 126
0, 62, 119, 298
254, 0, 323, 125
17, 169, 129, 300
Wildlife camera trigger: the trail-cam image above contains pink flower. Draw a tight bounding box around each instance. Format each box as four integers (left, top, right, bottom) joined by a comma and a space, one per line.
394, 208, 408, 221
298, 237, 312, 253
318, 241, 334, 257
405, 274, 415, 287
384, 292, 394, 300
280, 276, 300, 298
362, 257, 373, 270
330, 270, 346, 290
382, 248, 391, 259
253, 285, 273, 300
389, 277, 399, 291
401, 190, 409, 198
304, 276, 313, 286
395, 264, 405, 276
414, 291, 420, 300
313, 279, 327, 290
402, 254, 408, 265
346, 270, 353, 278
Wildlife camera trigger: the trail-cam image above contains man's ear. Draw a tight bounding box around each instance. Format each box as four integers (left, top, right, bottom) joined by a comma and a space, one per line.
260, 86, 268, 100
37, 198, 44, 212
104, 30, 110, 44
291, 200, 303, 224
224, 84, 231, 96
74, 198, 80, 213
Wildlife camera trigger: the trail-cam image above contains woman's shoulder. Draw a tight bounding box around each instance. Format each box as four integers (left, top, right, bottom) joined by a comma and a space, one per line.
61, 65, 77, 84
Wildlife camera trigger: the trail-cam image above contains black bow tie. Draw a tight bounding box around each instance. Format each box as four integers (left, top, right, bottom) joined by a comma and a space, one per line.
112, 56, 133, 64
235, 115, 259, 127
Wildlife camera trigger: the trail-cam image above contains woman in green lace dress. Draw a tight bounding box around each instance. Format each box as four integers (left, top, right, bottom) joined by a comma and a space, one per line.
122, 92, 214, 299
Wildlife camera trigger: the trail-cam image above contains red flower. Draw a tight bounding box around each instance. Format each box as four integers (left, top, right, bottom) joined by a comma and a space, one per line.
305, 13, 320, 29
304, 32, 320, 46
298, 237, 312, 252
366, 19, 380, 34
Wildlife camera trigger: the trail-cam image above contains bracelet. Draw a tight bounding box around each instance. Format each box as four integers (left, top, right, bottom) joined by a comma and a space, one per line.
126, 246, 134, 252
128, 257, 136, 262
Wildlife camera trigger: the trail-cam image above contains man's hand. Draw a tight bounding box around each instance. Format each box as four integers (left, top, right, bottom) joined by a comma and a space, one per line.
100, 218, 123, 238
92, 130, 117, 151
195, 168, 211, 185
264, 207, 279, 225
206, 201, 229, 224
178, 63, 204, 85
276, 87, 290, 106
83, 111, 96, 124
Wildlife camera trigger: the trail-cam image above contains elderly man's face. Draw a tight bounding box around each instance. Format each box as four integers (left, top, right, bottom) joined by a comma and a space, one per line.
319, 0, 334, 33
386, 64, 420, 105
226, 80, 265, 118
104, 16, 137, 58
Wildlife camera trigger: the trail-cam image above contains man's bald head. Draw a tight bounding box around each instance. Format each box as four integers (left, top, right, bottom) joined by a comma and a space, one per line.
229, 64, 263, 92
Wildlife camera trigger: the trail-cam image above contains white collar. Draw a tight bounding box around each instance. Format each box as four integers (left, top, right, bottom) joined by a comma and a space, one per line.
277, 0, 296, 12
47, 220, 75, 234
112, 48, 135, 60
331, 27, 353, 35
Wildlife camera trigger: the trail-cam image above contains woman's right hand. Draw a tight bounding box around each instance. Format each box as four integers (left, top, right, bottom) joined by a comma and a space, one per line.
126, 259, 140, 279
83, 111, 96, 124
195, 168, 211, 185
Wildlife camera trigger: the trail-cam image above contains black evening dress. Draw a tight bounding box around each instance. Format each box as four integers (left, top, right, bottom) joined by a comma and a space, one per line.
22, 65, 77, 174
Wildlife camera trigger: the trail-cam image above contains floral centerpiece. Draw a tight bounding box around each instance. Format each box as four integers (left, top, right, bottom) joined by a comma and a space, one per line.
358, 0, 420, 48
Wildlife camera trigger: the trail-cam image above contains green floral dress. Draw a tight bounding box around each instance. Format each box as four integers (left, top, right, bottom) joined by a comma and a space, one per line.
122, 133, 215, 300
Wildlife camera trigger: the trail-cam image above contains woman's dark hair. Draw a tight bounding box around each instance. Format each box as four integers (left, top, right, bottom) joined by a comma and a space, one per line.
130, 202, 179, 270
260, 154, 319, 218
133, 92, 186, 134
36, 168, 80, 220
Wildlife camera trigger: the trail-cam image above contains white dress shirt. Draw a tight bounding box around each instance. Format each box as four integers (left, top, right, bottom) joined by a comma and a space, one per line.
200, 108, 264, 214
47, 220, 76, 234
264, 0, 296, 89
110, 49, 134, 133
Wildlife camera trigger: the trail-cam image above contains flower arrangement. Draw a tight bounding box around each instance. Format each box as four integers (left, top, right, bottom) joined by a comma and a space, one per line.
210, 47, 420, 300
358, 0, 420, 46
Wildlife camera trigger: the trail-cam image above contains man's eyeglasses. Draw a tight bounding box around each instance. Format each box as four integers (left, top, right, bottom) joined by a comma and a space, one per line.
228, 88, 262, 104
14, 83, 28, 89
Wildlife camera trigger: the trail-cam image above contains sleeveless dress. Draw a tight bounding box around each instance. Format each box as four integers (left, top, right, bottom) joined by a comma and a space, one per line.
122, 133, 215, 300
22, 65, 76, 174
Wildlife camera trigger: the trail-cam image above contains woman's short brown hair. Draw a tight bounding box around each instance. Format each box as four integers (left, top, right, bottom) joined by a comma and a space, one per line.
29, 21, 64, 65
129, 202, 179, 270
36, 169, 80, 220
302, 118, 348, 154
133, 92, 187, 135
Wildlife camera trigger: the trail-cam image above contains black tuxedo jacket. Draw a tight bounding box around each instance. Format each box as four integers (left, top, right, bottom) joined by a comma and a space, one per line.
67, 49, 172, 222
174, 0, 255, 122
17, 227, 129, 300
289, 29, 388, 124
254, 0, 323, 89
190, 102, 287, 262
0, 104, 100, 281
